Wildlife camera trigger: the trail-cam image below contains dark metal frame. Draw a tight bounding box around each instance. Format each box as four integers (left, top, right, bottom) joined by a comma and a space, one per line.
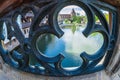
0, 0, 118, 76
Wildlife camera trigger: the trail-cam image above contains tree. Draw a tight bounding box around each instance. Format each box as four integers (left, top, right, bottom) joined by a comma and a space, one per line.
95, 15, 99, 22
72, 15, 82, 24
95, 13, 109, 23
104, 13, 109, 22
64, 19, 71, 24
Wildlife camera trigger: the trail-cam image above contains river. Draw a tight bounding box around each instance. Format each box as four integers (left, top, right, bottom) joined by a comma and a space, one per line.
36, 25, 104, 68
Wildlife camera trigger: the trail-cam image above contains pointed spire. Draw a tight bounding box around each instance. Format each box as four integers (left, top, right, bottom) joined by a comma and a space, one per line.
71, 8, 76, 16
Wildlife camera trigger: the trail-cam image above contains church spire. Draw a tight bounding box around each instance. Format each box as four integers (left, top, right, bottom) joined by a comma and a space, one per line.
71, 8, 76, 16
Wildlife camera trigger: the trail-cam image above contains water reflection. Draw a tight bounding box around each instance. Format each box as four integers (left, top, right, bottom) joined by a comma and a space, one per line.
36, 25, 104, 68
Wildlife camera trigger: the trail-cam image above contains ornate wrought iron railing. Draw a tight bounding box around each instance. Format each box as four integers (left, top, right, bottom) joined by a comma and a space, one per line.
0, 0, 118, 76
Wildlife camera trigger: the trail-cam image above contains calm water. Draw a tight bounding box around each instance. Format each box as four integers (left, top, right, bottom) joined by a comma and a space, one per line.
36, 25, 104, 68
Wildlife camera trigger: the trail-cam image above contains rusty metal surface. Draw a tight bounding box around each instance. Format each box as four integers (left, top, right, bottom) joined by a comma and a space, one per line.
100, 0, 120, 7
0, 0, 34, 17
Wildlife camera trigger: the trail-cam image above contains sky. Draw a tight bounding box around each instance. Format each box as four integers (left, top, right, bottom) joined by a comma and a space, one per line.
59, 5, 109, 16
59, 5, 86, 16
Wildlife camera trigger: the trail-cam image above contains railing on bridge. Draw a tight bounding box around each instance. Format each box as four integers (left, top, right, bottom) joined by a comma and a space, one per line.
0, 0, 118, 76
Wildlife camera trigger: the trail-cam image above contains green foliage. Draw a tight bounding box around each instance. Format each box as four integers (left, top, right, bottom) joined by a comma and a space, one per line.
72, 15, 87, 24
72, 15, 82, 23
72, 24, 76, 34
95, 13, 109, 23
64, 19, 71, 24
95, 16, 99, 22
63, 15, 87, 25
82, 16, 87, 23
104, 13, 109, 22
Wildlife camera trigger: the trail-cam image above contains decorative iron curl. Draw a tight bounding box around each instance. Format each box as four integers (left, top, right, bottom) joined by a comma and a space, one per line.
0, 0, 118, 76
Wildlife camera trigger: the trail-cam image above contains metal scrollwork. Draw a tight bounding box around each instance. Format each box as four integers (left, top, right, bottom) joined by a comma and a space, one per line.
0, 0, 118, 76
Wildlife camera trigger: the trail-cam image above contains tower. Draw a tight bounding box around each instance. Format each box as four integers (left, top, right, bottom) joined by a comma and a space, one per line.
71, 8, 76, 16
